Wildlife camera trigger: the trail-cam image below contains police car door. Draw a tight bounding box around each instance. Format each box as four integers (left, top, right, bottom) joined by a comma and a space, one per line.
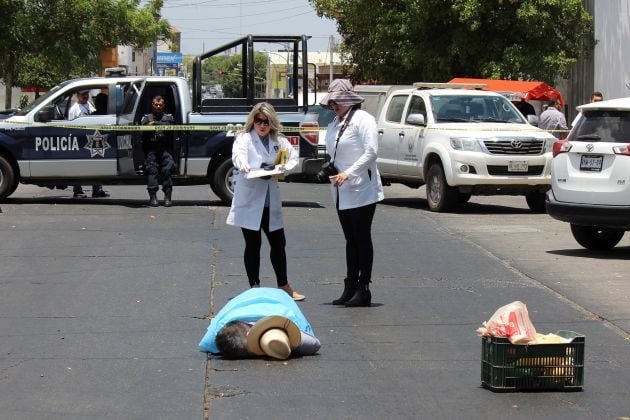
116, 80, 146, 176
28, 86, 118, 177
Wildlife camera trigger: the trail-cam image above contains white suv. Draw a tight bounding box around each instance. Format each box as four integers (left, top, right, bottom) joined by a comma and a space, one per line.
546, 97, 630, 249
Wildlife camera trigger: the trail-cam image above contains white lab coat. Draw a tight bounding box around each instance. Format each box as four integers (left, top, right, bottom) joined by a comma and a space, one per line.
227, 130, 298, 231
325, 109, 384, 210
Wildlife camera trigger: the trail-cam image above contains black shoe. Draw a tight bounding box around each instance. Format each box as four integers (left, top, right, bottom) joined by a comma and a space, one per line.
92, 190, 110, 198
149, 192, 159, 207
345, 287, 371, 307
163, 188, 172, 207
332, 278, 357, 305
73, 191, 87, 198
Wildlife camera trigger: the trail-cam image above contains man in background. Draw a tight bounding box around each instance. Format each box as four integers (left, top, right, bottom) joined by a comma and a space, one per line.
68, 90, 109, 198
571, 91, 604, 127
539, 99, 568, 139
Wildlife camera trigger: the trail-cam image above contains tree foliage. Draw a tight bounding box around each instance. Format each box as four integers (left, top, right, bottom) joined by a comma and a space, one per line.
310, 0, 593, 84
201, 53, 269, 98
1, 0, 170, 108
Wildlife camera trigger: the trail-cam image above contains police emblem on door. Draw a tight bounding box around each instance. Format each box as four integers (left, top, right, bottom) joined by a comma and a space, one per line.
84, 130, 111, 158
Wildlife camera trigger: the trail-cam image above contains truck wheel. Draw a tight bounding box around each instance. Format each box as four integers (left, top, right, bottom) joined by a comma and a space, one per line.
570, 224, 624, 250
525, 191, 546, 213
0, 155, 16, 202
426, 163, 458, 212
210, 157, 236, 204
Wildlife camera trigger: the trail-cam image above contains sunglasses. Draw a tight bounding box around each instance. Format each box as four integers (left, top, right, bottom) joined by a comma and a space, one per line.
254, 118, 270, 126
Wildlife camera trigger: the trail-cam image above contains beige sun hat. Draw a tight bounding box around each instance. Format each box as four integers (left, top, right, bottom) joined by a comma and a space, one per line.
319, 79, 365, 109
258, 328, 292, 359
246, 315, 301, 357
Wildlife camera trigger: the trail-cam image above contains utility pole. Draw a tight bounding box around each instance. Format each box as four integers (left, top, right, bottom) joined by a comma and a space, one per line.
329, 35, 335, 85
152, 13, 161, 76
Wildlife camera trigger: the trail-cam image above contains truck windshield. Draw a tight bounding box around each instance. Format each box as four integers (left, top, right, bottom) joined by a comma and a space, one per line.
15, 82, 68, 116
431, 95, 526, 124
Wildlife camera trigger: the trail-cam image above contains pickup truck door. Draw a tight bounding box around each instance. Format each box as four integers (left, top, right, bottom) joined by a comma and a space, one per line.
397, 94, 427, 177
116, 80, 146, 176
377, 94, 409, 175
25, 86, 119, 178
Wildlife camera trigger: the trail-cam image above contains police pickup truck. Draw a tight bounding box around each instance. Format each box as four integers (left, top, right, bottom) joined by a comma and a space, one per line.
355, 82, 556, 212
0, 35, 321, 204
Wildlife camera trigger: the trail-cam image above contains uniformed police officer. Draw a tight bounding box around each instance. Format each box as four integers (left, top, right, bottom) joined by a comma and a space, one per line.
141, 95, 175, 207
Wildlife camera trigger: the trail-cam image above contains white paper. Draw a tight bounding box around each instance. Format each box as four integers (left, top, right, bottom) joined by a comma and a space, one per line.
245, 167, 284, 179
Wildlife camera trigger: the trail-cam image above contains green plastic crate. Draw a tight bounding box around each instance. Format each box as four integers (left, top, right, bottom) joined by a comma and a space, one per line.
481, 330, 585, 392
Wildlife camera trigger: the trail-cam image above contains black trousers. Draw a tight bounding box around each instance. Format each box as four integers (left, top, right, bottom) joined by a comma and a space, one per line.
337, 202, 377, 284
241, 207, 288, 287
145, 149, 174, 192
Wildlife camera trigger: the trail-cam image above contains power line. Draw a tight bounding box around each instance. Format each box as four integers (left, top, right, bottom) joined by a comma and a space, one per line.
163, 0, 295, 8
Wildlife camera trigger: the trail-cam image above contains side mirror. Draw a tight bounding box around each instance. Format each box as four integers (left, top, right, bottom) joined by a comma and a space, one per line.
36, 105, 55, 122
406, 113, 426, 126
527, 115, 539, 126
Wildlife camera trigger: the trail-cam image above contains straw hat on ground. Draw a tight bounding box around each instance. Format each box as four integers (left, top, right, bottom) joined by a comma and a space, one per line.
246, 315, 301, 359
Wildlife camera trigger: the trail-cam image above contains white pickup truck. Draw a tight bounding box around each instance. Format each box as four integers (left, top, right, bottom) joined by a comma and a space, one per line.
355, 83, 557, 212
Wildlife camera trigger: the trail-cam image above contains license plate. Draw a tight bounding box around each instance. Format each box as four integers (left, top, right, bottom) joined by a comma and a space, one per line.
508, 160, 528, 172
580, 155, 603, 171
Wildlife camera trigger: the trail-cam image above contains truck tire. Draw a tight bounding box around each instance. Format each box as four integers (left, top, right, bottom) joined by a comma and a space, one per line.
0, 155, 17, 202
426, 163, 458, 212
570, 224, 624, 250
210, 156, 236, 205
525, 191, 546, 213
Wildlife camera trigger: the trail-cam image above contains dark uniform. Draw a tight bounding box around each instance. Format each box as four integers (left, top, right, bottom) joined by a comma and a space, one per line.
140, 111, 175, 194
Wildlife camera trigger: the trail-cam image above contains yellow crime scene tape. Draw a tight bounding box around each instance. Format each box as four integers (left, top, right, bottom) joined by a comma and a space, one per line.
0, 119, 570, 135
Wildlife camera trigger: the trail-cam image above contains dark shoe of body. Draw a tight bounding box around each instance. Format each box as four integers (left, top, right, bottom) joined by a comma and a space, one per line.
149, 191, 159, 207
163, 188, 172, 207
92, 190, 110, 198
345, 286, 371, 307
73, 186, 87, 198
332, 278, 357, 305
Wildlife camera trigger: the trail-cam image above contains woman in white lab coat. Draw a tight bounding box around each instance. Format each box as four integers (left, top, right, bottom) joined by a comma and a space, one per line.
320, 79, 384, 307
227, 102, 304, 301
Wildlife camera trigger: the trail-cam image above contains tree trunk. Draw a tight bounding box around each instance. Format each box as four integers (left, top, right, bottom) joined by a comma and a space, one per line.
4, 73, 13, 110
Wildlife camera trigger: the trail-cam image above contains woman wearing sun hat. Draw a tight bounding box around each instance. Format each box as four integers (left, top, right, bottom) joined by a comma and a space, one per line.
319, 79, 384, 307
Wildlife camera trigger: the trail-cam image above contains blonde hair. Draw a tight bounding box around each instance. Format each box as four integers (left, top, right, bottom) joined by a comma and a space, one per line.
243, 102, 281, 138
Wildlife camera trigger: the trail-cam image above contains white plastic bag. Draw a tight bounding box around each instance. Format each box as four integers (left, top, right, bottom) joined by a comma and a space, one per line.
477, 301, 537, 344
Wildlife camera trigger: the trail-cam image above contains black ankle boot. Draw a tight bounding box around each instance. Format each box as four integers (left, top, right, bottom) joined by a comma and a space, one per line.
163, 188, 172, 207
345, 284, 371, 307
148, 191, 158, 207
332, 278, 357, 305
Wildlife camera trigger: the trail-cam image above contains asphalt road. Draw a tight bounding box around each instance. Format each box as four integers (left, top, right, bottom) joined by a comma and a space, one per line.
0, 182, 628, 420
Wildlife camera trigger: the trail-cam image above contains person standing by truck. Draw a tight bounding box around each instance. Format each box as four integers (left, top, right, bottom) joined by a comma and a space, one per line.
227, 102, 304, 301
141, 96, 175, 207
68, 89, 109, 198
320, 79, 384, 307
